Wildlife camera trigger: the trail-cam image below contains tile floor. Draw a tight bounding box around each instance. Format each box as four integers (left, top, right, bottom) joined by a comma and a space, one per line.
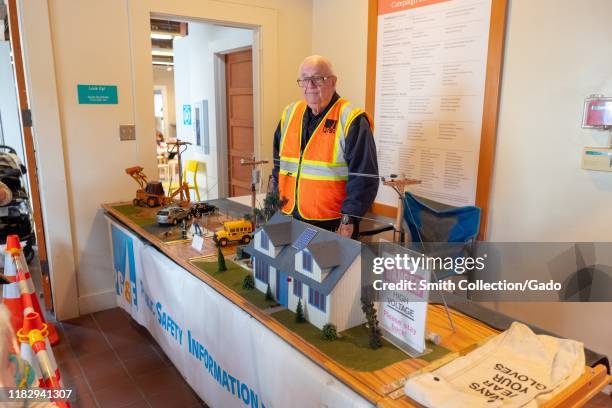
55, 308, 612, 408
55, 308, 206, 408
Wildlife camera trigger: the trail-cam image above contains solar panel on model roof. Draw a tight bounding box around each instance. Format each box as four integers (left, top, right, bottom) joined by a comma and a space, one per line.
292, 228, 318, 251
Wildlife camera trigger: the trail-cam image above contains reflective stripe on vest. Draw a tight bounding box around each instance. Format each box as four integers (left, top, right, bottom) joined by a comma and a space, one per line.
278, 98, 372, 220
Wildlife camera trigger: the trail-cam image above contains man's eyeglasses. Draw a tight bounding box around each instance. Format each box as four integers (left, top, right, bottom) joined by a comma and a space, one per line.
296, 76, 334, 88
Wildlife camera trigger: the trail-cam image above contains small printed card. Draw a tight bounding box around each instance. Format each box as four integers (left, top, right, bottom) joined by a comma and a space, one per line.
191, 234, 205, 252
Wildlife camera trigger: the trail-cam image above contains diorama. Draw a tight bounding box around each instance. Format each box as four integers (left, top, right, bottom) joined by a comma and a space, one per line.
107, 175, 448, 374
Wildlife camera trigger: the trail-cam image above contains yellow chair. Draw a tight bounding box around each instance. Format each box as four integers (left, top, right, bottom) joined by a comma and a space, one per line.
164, 160, 207, 201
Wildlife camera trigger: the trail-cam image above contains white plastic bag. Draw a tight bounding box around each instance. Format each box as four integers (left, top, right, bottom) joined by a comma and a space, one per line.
405, 322, 585, 407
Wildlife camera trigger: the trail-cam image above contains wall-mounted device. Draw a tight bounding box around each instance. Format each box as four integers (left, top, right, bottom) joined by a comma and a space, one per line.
582, 95, 612, 129
581, 94, 612, 172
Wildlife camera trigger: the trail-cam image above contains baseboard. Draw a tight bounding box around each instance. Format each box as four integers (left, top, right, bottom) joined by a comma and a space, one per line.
78, 289, 117, 315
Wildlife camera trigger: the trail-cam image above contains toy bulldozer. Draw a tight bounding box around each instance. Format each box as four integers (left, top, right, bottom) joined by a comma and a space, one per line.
125, 166, 191, 208
125, 166, 169, 207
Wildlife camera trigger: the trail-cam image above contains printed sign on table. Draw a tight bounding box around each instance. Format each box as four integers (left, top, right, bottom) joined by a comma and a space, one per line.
379, 249, 430, 356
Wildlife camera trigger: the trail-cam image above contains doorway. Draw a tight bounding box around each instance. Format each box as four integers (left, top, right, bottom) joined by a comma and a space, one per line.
149, 18, 255, 201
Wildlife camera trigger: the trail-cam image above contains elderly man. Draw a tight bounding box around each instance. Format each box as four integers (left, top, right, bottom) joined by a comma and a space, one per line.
271, 55, 379, 238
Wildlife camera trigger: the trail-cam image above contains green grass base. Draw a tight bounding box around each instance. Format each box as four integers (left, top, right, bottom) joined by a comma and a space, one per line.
272, 309, 449, 372
113, 204, 157, 227
192, 260, 278, 310
193, 259, 450, 372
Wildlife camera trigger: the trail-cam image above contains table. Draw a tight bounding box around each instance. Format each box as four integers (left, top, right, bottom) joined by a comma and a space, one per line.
102, 200, 610, 407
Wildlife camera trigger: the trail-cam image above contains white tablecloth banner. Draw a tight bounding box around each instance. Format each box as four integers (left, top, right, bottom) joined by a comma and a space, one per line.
107, 216, 373, 408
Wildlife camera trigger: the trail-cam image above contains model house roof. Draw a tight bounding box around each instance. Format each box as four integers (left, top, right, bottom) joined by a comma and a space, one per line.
245, 212, 361, 295
262, 220, 293, 246
306, 240, 341, 269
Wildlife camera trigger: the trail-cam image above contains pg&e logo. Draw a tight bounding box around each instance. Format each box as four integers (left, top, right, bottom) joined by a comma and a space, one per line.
111, 224, 138, 308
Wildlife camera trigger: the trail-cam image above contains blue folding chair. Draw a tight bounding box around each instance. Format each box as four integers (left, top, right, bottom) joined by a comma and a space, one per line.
403, 192, 481, 280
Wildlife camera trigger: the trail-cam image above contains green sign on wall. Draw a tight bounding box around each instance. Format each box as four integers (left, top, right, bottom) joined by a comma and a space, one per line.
77, 84, 118, 104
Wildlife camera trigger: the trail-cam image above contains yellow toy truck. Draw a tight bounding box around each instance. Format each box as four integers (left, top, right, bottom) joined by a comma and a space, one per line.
213, 219, 253, 247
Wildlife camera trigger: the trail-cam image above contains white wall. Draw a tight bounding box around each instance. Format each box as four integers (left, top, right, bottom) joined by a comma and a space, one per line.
311, 0, 369, 108
21, 0, 312, 318
295, 249, 323, 281
302, 282, 329, 330
311, 0, 612, 360
0, 41, 25, 162
174, 23, 253, 199
152, 65, 176, 138
484, 0, 612, 362
254, 230, 276, 257
330, 259, 364, 332
44, 0, 148, 314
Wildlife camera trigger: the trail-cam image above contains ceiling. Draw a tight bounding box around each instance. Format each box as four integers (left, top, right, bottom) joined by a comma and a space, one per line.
150, 18, 188, 68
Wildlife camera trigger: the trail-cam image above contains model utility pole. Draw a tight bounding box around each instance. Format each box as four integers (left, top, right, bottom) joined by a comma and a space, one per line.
382, 174, 421, 243
167, 139, 192, 203
240, 155, 269, 226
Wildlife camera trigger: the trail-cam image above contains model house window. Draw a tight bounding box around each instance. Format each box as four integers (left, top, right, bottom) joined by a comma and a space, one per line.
254, 257, 269, 284
260, 233, 269, 250
302, 252, 312, 272
308, 288, 326, 312
293, 279, 303, 298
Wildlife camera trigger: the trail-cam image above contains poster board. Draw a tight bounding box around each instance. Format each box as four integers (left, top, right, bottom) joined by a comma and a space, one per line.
366, 0, 508, 239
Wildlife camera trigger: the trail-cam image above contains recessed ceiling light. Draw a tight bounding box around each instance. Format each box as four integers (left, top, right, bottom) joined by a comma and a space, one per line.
151, 32, 173, 40
152, 49, 174, 57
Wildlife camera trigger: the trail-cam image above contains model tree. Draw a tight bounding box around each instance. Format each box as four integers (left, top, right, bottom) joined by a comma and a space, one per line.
242, 274, 255, 290
217, 244, 227, 272
253, 190, 288, 226
265, 283, 274, 301
361, 298, 382, 349
295, 299, 305, 323
322, 323, 338, 341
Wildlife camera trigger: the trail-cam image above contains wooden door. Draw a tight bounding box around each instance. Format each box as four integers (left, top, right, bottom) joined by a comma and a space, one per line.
225, 49, 254, 197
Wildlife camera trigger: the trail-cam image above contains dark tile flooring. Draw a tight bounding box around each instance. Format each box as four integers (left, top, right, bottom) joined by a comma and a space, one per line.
55, 308, 612, 408
56, 307, 206, 408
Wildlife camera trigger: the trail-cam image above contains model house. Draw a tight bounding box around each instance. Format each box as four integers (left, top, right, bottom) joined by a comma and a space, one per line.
245, 213, 364, 331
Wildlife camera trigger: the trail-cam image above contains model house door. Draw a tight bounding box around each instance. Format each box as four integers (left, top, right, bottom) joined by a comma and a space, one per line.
276, 271, 288, 307
225, 49, 253, 197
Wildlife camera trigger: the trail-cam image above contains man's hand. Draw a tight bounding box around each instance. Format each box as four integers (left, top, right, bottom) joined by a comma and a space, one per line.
337, 223, 354, 238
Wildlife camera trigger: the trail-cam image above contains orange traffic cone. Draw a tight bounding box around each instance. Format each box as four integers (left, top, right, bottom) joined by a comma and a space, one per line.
2, 236, 25, 333
4, 235, 60, 345
17, 312, 70, 407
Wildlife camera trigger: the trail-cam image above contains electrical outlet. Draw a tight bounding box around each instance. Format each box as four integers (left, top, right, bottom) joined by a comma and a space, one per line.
119, 125, 136, 141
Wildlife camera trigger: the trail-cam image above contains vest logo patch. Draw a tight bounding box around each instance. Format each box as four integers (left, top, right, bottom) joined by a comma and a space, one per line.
323, 119, 337, 134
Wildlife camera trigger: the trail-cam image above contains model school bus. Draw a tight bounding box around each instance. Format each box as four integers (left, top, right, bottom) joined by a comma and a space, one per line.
213, 219, 253, 247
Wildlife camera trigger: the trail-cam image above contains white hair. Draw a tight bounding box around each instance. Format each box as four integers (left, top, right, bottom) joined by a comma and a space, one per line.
299, 55, 336, 76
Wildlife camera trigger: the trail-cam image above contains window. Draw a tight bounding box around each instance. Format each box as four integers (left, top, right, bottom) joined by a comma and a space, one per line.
308, 288, 326, 312
302, 252, 312, 272
293, 279, 303, 298
254, 257, 269, 284
260, 233, 269, 250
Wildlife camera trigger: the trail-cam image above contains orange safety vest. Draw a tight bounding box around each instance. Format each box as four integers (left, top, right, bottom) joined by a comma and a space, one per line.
278, 98, 373, 221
